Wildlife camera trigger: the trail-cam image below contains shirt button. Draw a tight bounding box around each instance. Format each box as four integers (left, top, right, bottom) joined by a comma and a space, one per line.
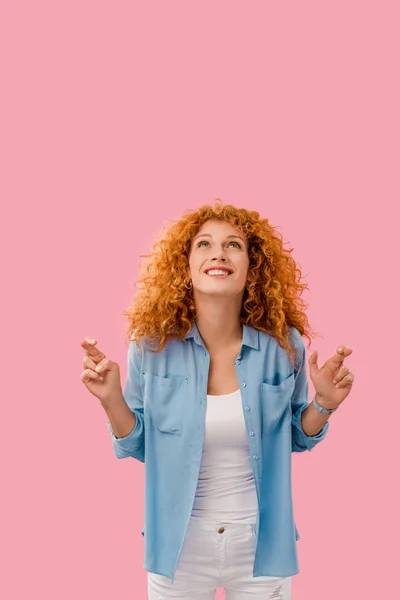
242, 382, 246, 387
253, 455, 258, 460
218, 527, 225, 534
249, 431, 254, 436
184, 376, 188, 380
245, 406, 250, 411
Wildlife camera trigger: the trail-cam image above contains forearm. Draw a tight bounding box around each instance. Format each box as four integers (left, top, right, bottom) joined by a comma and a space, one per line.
102, 393, 137, 439
300, 394, 332, 437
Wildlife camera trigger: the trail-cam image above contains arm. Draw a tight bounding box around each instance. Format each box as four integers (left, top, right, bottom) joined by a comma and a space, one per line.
104, 395, 137, 438
290, 328, 330, 452
300, 393, 331, 436
106, 337, 145, 462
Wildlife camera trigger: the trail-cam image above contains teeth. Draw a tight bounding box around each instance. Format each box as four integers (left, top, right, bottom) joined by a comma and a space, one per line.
207, 270, 231, 276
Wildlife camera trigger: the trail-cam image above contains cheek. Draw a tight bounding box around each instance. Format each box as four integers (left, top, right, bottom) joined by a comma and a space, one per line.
237, 256, 250, 271
188, 255, 201, 273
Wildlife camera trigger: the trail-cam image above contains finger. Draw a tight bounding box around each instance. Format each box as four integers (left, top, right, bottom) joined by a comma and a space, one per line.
332, 365, 350, 385
81, 337, 97, 346
93, 357, 112, 374
325, 345, 353, 370
308, 350, 319, 374
80, 368, 104, 384
81, 338, 106, 361
82, 355, 98, 370
335, 345, 353, 358
334, 372, 354, 389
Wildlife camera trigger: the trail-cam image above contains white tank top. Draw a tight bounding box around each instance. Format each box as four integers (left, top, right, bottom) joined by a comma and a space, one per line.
191, 388, 258, 524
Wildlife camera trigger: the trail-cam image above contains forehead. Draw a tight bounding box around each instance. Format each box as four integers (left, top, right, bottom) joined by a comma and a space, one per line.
194, 219, 245, 239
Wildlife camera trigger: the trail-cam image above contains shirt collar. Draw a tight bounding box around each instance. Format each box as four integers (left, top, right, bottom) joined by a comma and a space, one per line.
183, 319, 260, 350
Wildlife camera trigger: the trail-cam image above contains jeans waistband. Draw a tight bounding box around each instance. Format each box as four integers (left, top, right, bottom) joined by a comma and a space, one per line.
187, 516, 257, 537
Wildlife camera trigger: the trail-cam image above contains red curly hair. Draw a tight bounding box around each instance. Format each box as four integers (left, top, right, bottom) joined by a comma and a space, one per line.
123, 198, 318, 370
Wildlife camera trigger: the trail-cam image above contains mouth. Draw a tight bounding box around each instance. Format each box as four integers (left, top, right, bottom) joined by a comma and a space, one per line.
203, 268, 234, 278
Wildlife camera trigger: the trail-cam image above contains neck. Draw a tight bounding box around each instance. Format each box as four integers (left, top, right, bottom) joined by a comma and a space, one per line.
194, 298, 243, 353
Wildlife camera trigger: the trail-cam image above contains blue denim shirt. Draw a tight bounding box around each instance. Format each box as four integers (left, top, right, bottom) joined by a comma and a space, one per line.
107, 320, 329, 582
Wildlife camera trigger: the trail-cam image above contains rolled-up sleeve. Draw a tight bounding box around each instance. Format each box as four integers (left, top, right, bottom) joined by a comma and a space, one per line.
289, 328, 329, 452
107, 338, 145, 462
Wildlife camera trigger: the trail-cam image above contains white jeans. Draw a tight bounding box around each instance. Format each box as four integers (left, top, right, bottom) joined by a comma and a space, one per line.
147, 517, 292, 599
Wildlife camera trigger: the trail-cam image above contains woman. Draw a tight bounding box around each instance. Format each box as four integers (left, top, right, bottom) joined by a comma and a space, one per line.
80, 199, 354, 599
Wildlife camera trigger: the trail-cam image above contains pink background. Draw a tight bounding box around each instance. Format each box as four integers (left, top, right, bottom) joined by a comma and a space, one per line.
1, 1, 398, 598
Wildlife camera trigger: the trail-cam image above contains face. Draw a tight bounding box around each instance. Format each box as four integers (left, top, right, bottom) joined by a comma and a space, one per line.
188, 219, 250, 296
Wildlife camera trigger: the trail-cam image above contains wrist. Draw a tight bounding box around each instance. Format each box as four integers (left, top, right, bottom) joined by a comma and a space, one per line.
314, 393, 338, 415
101, 389, 125, 410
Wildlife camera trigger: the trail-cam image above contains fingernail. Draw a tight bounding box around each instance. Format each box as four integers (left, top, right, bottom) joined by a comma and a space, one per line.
89, 338, 97, 344
95, 365, 102, 372
337, 347, 343, 353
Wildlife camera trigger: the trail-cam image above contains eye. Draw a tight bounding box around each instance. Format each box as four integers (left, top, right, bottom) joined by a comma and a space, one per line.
197, 240, 241, 248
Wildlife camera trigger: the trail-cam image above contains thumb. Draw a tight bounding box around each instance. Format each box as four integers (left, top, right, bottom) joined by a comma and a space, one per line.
308, 350, 319, 375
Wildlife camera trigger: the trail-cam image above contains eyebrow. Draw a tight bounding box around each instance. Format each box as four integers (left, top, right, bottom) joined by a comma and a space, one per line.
193, 233, 246, 243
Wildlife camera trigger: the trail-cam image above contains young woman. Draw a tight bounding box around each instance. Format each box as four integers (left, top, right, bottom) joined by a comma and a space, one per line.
80, 199, 354, 600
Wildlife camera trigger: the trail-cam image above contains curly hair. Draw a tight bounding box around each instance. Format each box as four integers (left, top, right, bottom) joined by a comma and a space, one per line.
122, 198, 319, 371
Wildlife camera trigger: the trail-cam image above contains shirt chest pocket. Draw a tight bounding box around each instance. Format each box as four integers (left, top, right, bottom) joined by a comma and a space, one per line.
260, 372, 295, 436
144, 372, 188, 435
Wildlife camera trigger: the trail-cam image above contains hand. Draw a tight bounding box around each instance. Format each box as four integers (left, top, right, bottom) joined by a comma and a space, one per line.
308, 345, 355, 410
80, 337, 123, 405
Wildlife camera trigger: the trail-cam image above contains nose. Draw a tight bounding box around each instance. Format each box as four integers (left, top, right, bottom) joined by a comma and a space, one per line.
212, 253, 227, 262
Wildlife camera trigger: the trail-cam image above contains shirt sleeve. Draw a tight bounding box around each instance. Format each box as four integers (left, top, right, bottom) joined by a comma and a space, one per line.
289, 327, 329, 452
107, 337, 145, 462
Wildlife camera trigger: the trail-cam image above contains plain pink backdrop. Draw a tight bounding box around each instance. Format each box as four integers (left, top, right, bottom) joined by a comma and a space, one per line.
1, 1, 398, 599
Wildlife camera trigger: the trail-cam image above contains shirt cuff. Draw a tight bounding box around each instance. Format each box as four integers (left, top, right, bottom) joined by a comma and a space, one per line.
292, 403, 329, 450
106, 414, 143, 459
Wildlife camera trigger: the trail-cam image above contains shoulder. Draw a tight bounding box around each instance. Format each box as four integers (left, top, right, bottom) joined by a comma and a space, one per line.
129, 330, 148, 356
287, 327, 307, 373
251, 325, 305, 350
257, 324, 305, 351
288, 326, 305, 350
